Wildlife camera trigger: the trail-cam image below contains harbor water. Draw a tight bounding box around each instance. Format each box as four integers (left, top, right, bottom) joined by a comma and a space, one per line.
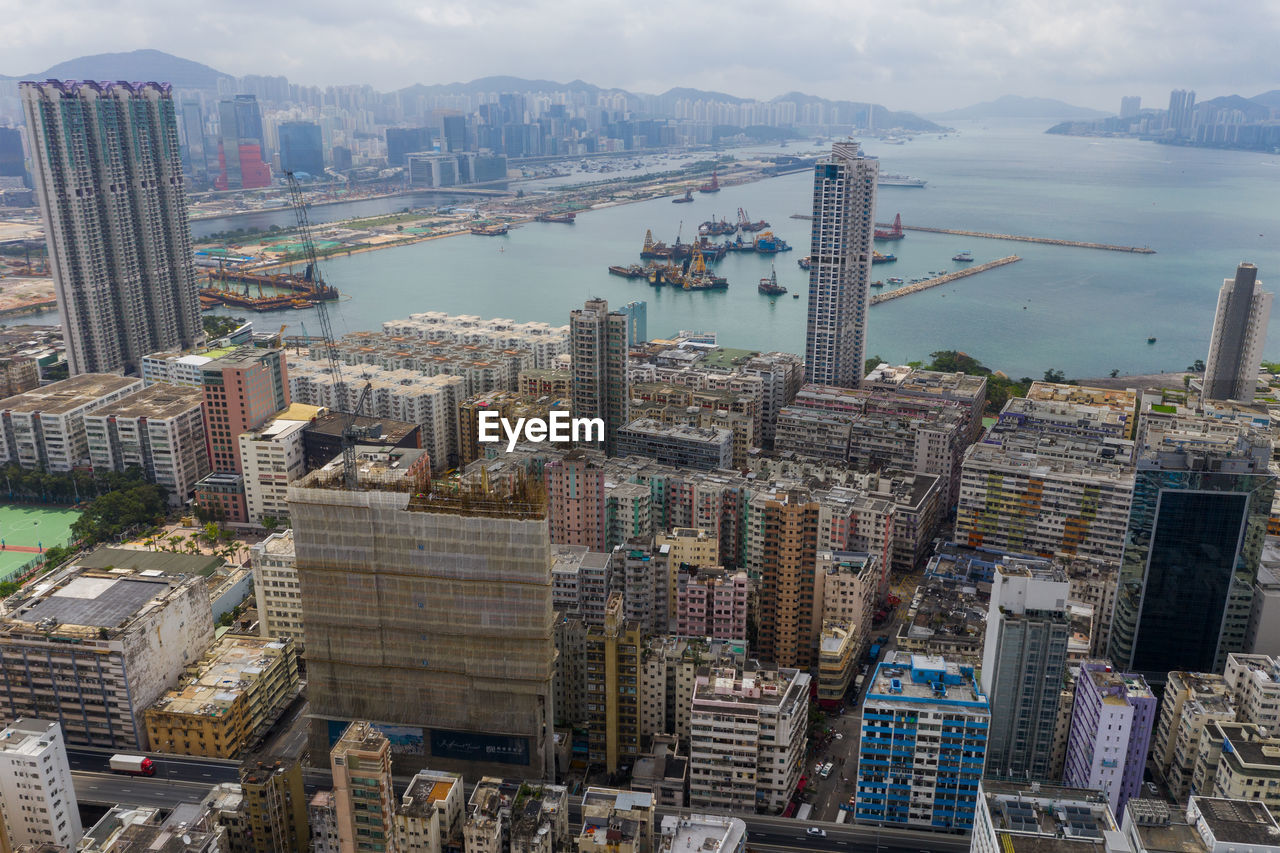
147, 121, 1280, 378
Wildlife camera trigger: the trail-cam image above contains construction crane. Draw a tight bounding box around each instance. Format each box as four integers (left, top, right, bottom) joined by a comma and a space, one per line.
285, 171, 368, 488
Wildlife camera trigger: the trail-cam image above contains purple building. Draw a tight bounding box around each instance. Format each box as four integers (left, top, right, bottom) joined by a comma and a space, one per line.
1063, 661, 1156, 819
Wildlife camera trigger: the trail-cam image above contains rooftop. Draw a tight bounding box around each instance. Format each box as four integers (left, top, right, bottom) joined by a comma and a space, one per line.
619, 418, 733, 444
865, 651, 988, 709
693, 665, 808, 708
0, 373, 140, 415
657, 814, 745, 853
92, 383, 205, 420
148, 634, 292, 718
14, 575, 172, 628
981, 780, 1117, 852
76, 546, 224, 577
304, 410, 420, 444
1191, 796, 1280, 847
202, 345, 280, 372
0, 718, 60, 755
398, 770, 461, 819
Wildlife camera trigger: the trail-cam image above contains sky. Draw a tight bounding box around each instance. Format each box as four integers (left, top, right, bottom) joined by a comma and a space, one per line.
1, 0, 1277, 113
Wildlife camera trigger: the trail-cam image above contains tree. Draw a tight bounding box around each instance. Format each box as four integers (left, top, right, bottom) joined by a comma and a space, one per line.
1109, 369, 1120, 378
261, 515, 280, 533
201, 522, 220, 546
203, 315, 245, 340
864, 355, 885, 375
1043, 368, 1066, 383
1187, 359, 1205, 373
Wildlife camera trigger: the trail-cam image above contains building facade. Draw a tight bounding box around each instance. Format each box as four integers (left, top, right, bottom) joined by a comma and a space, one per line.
571, 298, 629, 455
0, 718, 81, 849
21, 80, 202, 375
1203, 262, 1271, 402
1063, 662, 1156, 819
804, 141, 877, 388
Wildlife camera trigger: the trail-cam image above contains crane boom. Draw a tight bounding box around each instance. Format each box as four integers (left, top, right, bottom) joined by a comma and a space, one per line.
285, 171, 360, 488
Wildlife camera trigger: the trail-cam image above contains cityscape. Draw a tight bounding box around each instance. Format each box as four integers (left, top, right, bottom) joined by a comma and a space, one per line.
0, 9, 1279, 853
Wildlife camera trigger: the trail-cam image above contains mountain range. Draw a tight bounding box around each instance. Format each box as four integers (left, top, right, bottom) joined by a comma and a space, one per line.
930, 95, 1110, 120
2, 49, 943, 131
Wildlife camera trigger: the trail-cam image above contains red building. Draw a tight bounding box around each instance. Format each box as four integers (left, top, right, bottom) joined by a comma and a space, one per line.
544, 449, 606, 551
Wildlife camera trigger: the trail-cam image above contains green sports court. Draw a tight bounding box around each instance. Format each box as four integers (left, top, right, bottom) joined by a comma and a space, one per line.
0, 504, 81, 582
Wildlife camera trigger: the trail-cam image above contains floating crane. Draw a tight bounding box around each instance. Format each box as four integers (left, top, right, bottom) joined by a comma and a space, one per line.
285, 172, 371, 488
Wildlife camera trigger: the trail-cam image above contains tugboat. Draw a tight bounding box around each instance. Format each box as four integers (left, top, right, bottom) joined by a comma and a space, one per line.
724, 234, 755, 252
738, 208, 770, 232
871, 280, 884, 288
758, 266, 787, 296
672, 188, 694, 204
952, 250, 974, 262
872, 251, 897, 264
699, 217, 737, 237
887, 277, 904, 284
1147, 336, 1157, 344
608, 264, 649, 279
797, 256, 812, 270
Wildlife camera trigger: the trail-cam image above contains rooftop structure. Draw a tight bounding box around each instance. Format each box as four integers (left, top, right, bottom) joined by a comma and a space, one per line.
971, 780, 1122, 853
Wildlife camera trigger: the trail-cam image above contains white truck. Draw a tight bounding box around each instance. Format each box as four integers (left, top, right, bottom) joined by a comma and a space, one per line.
108, 754, 156, 776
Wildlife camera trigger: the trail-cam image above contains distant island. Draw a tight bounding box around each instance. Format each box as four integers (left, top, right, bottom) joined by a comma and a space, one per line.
1046, 88, 1280, 154
931, 95, 1109, 121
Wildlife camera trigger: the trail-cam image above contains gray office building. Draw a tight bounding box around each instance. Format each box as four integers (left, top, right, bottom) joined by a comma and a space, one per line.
1203, 262, 1271, 403
981, 561, 1071, 781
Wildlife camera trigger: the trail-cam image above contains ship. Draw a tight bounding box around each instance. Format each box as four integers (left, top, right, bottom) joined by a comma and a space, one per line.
681, 244, 729, 290
797, 256, 811, 270
754, 231, 792, 254
608, 264, 649, 279
695, 236, 727, 261
952, 250, 974, 262
698, 167, 721, 193
758, 266, 787, 296
672, 188, 694, 203
872, 251, 897, 264
874, 213, 905, 240
535, 211, 576, 224
699, 217, 737, 237
737, 208, 770, 232
879, 174, 927, 187
470, 223, 509, 236
871, 280, 884, 288
887, 277, 903, 284
724, 235, 755, 252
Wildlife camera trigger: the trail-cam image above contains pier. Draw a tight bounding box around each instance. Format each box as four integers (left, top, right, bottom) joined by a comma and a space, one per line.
876, 223, 1155, 254
871, 256, 1022, 305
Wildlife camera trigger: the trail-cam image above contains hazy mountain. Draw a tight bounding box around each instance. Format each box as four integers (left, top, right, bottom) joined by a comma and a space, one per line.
1251, 89, 1280, 109
931, 95, 1109, 120
14, 49, 229, 89
1196, 93, 1273, 122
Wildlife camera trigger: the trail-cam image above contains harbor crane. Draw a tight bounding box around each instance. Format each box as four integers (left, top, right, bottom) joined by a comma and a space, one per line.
285, 171, 371, 489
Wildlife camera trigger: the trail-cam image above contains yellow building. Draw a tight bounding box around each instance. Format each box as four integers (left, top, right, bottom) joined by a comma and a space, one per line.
144, 633, 300, 758
585, 594, 644, 774
656, 528, 720, 624
1025, 381, 1139, 439
817, 620, 856, 707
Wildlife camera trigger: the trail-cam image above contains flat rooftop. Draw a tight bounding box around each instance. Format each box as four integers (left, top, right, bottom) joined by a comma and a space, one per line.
1193, 796, 1280, 846
865, 651, 987, 708
77, 547, 223, 577
94, 383, 204, 420
0, 373, 140, 414
17, 575, 171, 628
149, 634, 290, 717
203, 345, 280, 371
304, 410, 419, 444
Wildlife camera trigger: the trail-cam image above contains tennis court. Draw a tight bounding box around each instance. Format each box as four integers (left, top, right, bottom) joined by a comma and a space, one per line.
0, 504, 81, 582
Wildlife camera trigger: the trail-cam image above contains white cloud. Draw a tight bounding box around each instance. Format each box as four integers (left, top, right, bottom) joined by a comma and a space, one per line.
1, 0, 1275, 111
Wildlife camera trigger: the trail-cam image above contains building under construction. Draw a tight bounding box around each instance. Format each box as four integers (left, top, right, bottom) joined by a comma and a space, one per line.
289, 447, 556, 780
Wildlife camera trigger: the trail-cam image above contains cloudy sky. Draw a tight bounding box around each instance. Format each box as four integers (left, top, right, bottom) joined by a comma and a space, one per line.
2, 0, 1276, 112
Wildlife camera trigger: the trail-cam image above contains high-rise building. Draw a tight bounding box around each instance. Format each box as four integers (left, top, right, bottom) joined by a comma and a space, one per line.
688, 664, 809, 812
330, 722, 398, 853
251, 530, 304, 647
292, 453, 555, 779
1167, 89, 1196, 138
21, 81, 202, 375
571, 298, 630, 455
804, 140, 878, 388
216, 95, 270, 189
1152, 671, 1235, 801
278, 121, 324, 175
584, 594, 644, 774
981, 562, 1071, 781
749, 489, 820, 668
239, 754, 310, 853
1109, 418, 1274, 682
201, 346, 290, 475
386, 127, 434, 166
0, 126, 25, 181
1120, 96, 1142, 119
855, 652, 990, 830
0, 718, 81, 849
1064, 662, 1156, 819
1203, 263, 1271, 402
179, 100, 207, 180
545, 449, 607, 550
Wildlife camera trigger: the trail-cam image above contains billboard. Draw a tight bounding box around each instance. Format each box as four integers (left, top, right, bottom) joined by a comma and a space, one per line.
430, 729, 531, 766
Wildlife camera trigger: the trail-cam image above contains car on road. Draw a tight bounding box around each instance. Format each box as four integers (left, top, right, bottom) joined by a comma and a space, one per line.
1145, 782, 1159, 797
820, 762, 834, 778
834, 733, 843, 740
806, 828, 827, 838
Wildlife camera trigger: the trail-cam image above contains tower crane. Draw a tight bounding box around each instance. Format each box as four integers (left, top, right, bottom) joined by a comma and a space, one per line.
285, 171, 369, 488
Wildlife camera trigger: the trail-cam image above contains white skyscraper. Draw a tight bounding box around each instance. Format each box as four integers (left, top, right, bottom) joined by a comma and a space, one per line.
22, 80, 202, 376
1203, 262, 1271, 402
804, 140, 878, 388
0, 718, 82, 849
